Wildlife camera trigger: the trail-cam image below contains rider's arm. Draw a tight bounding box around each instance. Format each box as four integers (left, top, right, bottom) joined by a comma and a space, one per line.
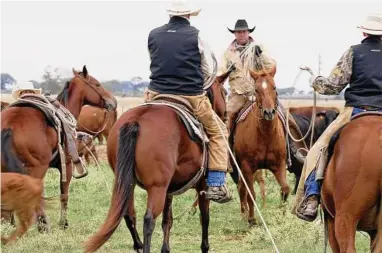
253, 44, 276, 71
198, 32, 214, 83
311, 48, 353, 95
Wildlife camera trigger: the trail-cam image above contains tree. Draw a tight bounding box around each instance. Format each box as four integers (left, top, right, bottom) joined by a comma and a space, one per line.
40, 65, 68, 94
1, 73, 16, 90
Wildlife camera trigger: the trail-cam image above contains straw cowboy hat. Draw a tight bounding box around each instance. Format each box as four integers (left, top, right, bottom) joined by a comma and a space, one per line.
228, 19, 256, 33
166, 0, 201, 16
12, 81, 42, 100
357, 12, 382, 35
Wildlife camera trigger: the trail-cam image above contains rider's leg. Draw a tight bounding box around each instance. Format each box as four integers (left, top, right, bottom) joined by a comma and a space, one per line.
182, 93, 232, 204
226, 91, 248, 132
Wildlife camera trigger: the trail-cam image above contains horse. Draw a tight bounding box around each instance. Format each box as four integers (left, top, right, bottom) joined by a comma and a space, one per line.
288, 108, 339, 194
288, 106, 340, 118
1, 172, 44, 245
77, 105, 118, 145
1, 65, 116, 232
321, 114, 382, 253
83, 72, 231, 253
230, 65, 290, 225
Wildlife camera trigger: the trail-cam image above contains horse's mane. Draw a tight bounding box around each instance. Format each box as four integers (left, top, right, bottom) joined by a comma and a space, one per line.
57, 81, 70, 102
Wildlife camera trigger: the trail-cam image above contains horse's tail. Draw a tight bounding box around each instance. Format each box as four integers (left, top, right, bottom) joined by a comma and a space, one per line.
83, 122, 139, 253
1, 128, 25, 174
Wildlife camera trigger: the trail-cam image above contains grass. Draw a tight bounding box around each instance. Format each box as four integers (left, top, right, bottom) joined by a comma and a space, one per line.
1, 157, 370, 253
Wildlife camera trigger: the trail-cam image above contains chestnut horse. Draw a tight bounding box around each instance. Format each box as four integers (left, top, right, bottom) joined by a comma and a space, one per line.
232, 66, 290, 225
321, 115, 382, 253
84, 73, 231, 253
1, 65, 116, 232
1, 173, 44, 244
1, 101, 10, 111
77, 105, 118, 145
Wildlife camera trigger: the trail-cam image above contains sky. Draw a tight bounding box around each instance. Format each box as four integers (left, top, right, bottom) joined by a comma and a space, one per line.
1, 0, 381, 90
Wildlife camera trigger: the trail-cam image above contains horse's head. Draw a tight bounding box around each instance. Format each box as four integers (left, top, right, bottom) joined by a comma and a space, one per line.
57, 65, 117, 119
249, 66, 277, 121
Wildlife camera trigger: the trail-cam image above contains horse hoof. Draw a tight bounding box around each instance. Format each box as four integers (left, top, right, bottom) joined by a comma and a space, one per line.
248, 218, 257, 227
59, 220, 69, 230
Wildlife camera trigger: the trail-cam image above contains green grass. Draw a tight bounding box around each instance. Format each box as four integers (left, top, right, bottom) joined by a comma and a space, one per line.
1, 161, 370, 253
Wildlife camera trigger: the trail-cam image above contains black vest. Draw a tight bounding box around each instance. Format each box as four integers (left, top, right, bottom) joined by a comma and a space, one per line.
148, 17, 204, 96
345, 37, 382, 108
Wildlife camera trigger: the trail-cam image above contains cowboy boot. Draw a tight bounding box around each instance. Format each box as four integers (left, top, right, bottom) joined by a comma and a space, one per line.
296, 194, 319, 222
205, 183, 232, 204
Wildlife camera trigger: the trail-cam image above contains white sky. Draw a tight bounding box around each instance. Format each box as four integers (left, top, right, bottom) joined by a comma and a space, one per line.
1, 0, 381, 90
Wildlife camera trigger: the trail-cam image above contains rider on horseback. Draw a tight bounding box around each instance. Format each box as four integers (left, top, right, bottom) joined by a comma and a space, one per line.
144, 0, 232, 203
294, 12, 382, 222
219, 19, 307, 166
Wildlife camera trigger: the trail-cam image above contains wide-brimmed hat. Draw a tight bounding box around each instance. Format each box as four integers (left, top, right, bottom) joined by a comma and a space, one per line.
12, 81, 42, 100
357, 12, 382, 35
228, 19, 256, 33
166, 0, 201, 17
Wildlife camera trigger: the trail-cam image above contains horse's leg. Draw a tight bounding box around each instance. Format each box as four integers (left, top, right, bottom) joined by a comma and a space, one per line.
334, 213, 357, 253
58, 161, 72, 229
143, 187, 167, 253
270, 162, 290, 203
3, 208, 34, 245
255, 170, 266, 209
327, 216, 340, 253
161, 196, 173, 253
97, 134, 104, 145
91, 146, 99, 164
241, 161, 256, 225
246, 172, 257, 226
124, 189, 143, 252
238, 175, 249, 218
196, 179, 210, 253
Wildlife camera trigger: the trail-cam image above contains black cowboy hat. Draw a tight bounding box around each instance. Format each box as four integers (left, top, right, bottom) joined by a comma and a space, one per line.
227, 19, 256, 33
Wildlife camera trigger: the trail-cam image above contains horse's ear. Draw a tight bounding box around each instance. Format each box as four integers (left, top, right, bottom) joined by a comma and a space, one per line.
82, 65, 88, 78
72, 68, 79, 76
249, 70, 260, 80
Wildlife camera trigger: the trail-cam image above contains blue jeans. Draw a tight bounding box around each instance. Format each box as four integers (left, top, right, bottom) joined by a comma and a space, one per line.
304, 107, 382, 199
206, 171, 225, 187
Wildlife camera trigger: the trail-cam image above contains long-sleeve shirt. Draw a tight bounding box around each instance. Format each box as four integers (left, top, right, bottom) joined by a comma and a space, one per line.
312, 48, 353, 95
217, 38, 276, 94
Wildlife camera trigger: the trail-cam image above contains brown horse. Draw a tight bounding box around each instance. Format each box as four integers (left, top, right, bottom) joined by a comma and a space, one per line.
1, 173, 44, 244
321, 115, 382, 253
84, 73, 231, 253
77, 105, 118, 145
76, 132, 99, 165
1, 65, 116, 232
289, 106, 340, 118
232, 66, 290, 225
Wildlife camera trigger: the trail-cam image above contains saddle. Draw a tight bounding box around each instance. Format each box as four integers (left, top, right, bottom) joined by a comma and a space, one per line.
136, 94, 209, 196
7, 94, 86, 181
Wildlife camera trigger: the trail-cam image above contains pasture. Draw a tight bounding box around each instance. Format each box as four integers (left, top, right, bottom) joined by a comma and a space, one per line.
1, 97, 370, 253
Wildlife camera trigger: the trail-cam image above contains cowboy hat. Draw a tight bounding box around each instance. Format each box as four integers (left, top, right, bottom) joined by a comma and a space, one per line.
166, 0, 201, 17
228, 19, 256, 33
12, 81, 42, 100
357, 12, 382, 35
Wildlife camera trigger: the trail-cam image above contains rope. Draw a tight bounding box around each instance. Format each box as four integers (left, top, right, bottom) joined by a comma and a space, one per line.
212, 114, 280, 253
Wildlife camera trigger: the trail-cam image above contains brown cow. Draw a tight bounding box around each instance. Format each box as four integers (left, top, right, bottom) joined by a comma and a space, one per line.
1, 173, 43, 244
77, 105, 117, 145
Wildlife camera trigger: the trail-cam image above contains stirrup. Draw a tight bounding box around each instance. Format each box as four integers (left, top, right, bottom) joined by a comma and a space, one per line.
72, 159, 88, 179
